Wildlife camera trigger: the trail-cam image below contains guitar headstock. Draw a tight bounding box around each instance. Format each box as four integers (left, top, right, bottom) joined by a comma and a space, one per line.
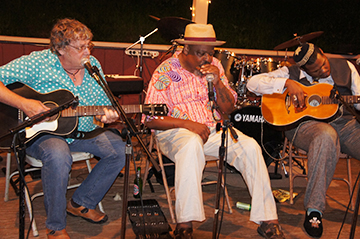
142, 104, 168, 116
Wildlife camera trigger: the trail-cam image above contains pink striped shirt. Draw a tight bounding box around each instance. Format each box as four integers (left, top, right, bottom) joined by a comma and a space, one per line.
144, 51, 237, 127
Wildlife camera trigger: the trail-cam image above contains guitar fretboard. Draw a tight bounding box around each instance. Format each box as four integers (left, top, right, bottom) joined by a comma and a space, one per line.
61, 105, 142, 117
322, 95, 360, 105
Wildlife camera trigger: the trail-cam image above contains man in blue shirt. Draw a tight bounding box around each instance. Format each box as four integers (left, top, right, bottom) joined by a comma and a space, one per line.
0, 18, 126, 238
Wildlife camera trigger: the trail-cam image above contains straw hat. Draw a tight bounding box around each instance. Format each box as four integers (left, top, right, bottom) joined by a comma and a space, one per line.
175, 23, 225, 46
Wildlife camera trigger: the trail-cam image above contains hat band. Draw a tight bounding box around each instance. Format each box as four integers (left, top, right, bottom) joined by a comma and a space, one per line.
184, 37, 217, 42
296, 43, 315, 67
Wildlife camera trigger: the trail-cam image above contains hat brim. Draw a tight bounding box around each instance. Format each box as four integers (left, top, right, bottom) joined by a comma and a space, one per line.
175, 39, 226, 46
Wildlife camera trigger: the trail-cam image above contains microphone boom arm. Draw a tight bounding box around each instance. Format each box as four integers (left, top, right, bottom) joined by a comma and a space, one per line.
90, 65, 160, 171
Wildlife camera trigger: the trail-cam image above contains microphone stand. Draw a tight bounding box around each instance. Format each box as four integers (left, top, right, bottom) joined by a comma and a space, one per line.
126, 28, 158, 78
87, 66, 160, 239
212, 116, 238, 238
160, 40, 178, 62
0, 97, 79, 239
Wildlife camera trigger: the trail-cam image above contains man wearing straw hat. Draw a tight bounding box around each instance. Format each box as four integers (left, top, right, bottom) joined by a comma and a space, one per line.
144, 23, 285, 239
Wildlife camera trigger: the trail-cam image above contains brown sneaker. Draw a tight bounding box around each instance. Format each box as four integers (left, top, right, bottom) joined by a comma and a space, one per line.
173, 227, 193, 239
46, 228, 70, 239
257, 222, 285, 239
66, 200, 108, 224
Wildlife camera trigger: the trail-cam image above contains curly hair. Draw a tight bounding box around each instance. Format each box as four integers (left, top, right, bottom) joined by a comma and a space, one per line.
50, 18, 93, 56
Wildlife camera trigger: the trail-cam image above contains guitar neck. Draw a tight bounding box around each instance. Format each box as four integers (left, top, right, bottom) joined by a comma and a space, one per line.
61, 105, 142, 117
323, 95, 360, 105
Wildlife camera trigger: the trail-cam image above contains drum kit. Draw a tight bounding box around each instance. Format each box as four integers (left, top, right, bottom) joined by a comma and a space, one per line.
214, 50, 284, 107
214, 31, 324, 108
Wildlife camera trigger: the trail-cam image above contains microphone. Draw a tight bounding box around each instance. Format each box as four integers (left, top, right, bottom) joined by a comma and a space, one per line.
356, 58, 360, 65
206, 73, 215, 102
81, 58, 95, 76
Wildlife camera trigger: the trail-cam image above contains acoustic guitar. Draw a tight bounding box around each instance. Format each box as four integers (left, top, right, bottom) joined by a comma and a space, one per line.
261, 82, 360, 126
0, 82, 168, 147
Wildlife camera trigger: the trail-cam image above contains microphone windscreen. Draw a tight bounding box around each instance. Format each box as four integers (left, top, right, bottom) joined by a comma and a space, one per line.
356, 58, 360, 65
206, 73, 215, 82
81, 58, 90, 66
81, 58, 94, 75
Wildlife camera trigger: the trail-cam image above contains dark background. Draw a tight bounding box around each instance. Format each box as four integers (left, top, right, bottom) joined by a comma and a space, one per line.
0, 0, 359, 55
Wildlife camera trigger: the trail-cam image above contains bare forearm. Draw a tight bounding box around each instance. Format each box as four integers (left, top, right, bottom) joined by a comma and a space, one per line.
214, 81, 235, 114
145, 116, 190, 130
145, 116, 211, 143
0, 82, 49, 117
0, 82, 27, 109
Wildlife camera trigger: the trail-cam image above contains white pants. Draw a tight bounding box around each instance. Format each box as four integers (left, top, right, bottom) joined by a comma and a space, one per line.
155, 126, 278, 224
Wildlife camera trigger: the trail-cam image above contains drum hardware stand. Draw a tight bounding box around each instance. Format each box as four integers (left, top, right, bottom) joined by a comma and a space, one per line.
269, 160, 283, 180
0, 97, 79, 239
160, 40, 178, 61
85, 65, 161, 239
126, 28, 158, 78
212, 120, 238, 239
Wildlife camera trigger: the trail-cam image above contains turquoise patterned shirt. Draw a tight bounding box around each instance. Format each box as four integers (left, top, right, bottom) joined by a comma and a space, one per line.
0, 49, 111, 143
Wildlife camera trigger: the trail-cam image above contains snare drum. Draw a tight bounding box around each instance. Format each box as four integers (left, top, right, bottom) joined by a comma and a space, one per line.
214, 50, 240, 87
230, 106, 283, 166
253, 58, 279, 74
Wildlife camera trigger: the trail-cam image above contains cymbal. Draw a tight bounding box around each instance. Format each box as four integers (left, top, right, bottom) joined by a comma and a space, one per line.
150, 15, 193, 42
274, 31, 324, 50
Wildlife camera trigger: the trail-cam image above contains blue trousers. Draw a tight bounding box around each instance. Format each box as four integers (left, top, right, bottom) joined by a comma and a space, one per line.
26, 130, 126, 231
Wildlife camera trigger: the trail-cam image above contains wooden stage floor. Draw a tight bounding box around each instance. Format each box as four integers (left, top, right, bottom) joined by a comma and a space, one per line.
0, 137, 359, 239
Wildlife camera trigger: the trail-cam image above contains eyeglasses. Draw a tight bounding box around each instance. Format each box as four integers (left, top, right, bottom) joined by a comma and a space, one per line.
68, 42, 94, 52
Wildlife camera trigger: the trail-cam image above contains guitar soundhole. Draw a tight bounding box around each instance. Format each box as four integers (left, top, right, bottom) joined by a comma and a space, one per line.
308, 95, 321, 107
44, 102, 60, 121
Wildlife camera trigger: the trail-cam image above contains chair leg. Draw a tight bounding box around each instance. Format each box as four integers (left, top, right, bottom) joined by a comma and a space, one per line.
25, 187, 39, 237
333, 157, 354, 210
156, 141, 176, 224
347, 158, 354, 210
288, 141, 295, 205
142, 133, 154, 192
142, 160, 150, 192
222, 174, 233, 214
4, 151, 11, 202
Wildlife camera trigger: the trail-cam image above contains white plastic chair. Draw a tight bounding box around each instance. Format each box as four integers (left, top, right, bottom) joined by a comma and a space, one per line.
5, 151, 104, 237
282, 137, 354, 209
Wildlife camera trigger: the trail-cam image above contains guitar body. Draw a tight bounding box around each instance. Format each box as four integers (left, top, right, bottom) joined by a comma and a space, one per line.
0, 83, 77, 148
0, 83, 168, 148
261, 83, 339, 126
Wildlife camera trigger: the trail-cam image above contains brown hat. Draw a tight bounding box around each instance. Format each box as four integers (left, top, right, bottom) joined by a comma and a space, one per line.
175, 23, 225, 46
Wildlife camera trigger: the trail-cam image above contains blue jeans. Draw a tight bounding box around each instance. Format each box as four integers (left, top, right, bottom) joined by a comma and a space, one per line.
26, 130, 126, 231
